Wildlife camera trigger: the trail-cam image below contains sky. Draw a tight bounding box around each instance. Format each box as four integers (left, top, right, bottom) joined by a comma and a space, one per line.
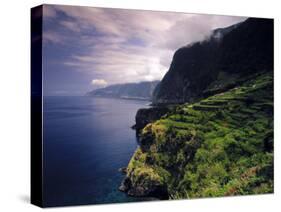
42, 4, 247, 96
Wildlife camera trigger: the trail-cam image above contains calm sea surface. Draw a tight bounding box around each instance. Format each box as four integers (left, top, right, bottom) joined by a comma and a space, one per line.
43, 96, 149, 207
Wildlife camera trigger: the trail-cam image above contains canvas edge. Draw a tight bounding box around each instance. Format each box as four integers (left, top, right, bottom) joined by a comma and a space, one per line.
31, 4, 44, 208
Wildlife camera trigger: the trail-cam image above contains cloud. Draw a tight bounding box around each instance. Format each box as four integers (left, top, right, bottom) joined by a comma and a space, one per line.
43, 5, 247, 86
54, 90, 68, 94
60, 21, 81, 32
91, 79, 108, 88
43, 30, 63, 44
64, 44, 169, 84
156, 14, 247, 50
43, 5, 57, 18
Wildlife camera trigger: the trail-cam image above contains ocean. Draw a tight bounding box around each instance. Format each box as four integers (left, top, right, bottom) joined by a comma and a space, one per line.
43, 96, 149, 206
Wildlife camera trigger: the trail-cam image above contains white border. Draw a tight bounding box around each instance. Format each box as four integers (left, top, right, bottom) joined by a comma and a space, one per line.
0, 0, 279, 211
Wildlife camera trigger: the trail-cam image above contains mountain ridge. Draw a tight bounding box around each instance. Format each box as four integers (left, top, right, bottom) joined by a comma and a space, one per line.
87, 80, 159, 100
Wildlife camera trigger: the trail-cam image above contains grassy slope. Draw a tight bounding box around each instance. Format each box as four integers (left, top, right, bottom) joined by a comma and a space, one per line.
126, 72, 273, 199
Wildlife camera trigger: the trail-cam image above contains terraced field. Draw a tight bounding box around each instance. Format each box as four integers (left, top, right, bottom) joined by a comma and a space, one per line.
122, 72, 273, 199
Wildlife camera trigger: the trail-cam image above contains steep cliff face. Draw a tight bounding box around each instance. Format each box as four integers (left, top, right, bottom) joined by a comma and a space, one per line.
119, 17, 273, 199
133, 107, 172, 133
87, 81, 159, 100
122, 73, 273, 198
153, 18, 273, 105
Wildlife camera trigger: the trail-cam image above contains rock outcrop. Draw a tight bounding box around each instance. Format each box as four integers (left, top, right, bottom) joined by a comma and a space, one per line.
133, 107, 171, 133
119, 148, 169, 199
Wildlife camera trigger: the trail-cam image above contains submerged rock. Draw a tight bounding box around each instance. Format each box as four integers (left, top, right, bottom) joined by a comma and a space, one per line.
118, 177, 131, 192
118, 167, 127, 174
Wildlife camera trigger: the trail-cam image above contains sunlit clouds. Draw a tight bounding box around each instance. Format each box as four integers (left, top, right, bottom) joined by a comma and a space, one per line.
43, 5, 246, 95
91, 79, 108, 88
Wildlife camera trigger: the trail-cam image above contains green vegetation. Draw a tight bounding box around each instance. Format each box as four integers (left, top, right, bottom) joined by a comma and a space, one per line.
125, 72, 273, 199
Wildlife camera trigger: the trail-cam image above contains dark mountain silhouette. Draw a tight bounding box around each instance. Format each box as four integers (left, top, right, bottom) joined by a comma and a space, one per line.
153, 18, 273, 104
87, 81, 159, 100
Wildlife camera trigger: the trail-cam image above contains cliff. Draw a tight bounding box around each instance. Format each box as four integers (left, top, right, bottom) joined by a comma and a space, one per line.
121, 72, 273, 198
120, 17, 274, 199
153, 18, 273, 105
133, 107, 172, 133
